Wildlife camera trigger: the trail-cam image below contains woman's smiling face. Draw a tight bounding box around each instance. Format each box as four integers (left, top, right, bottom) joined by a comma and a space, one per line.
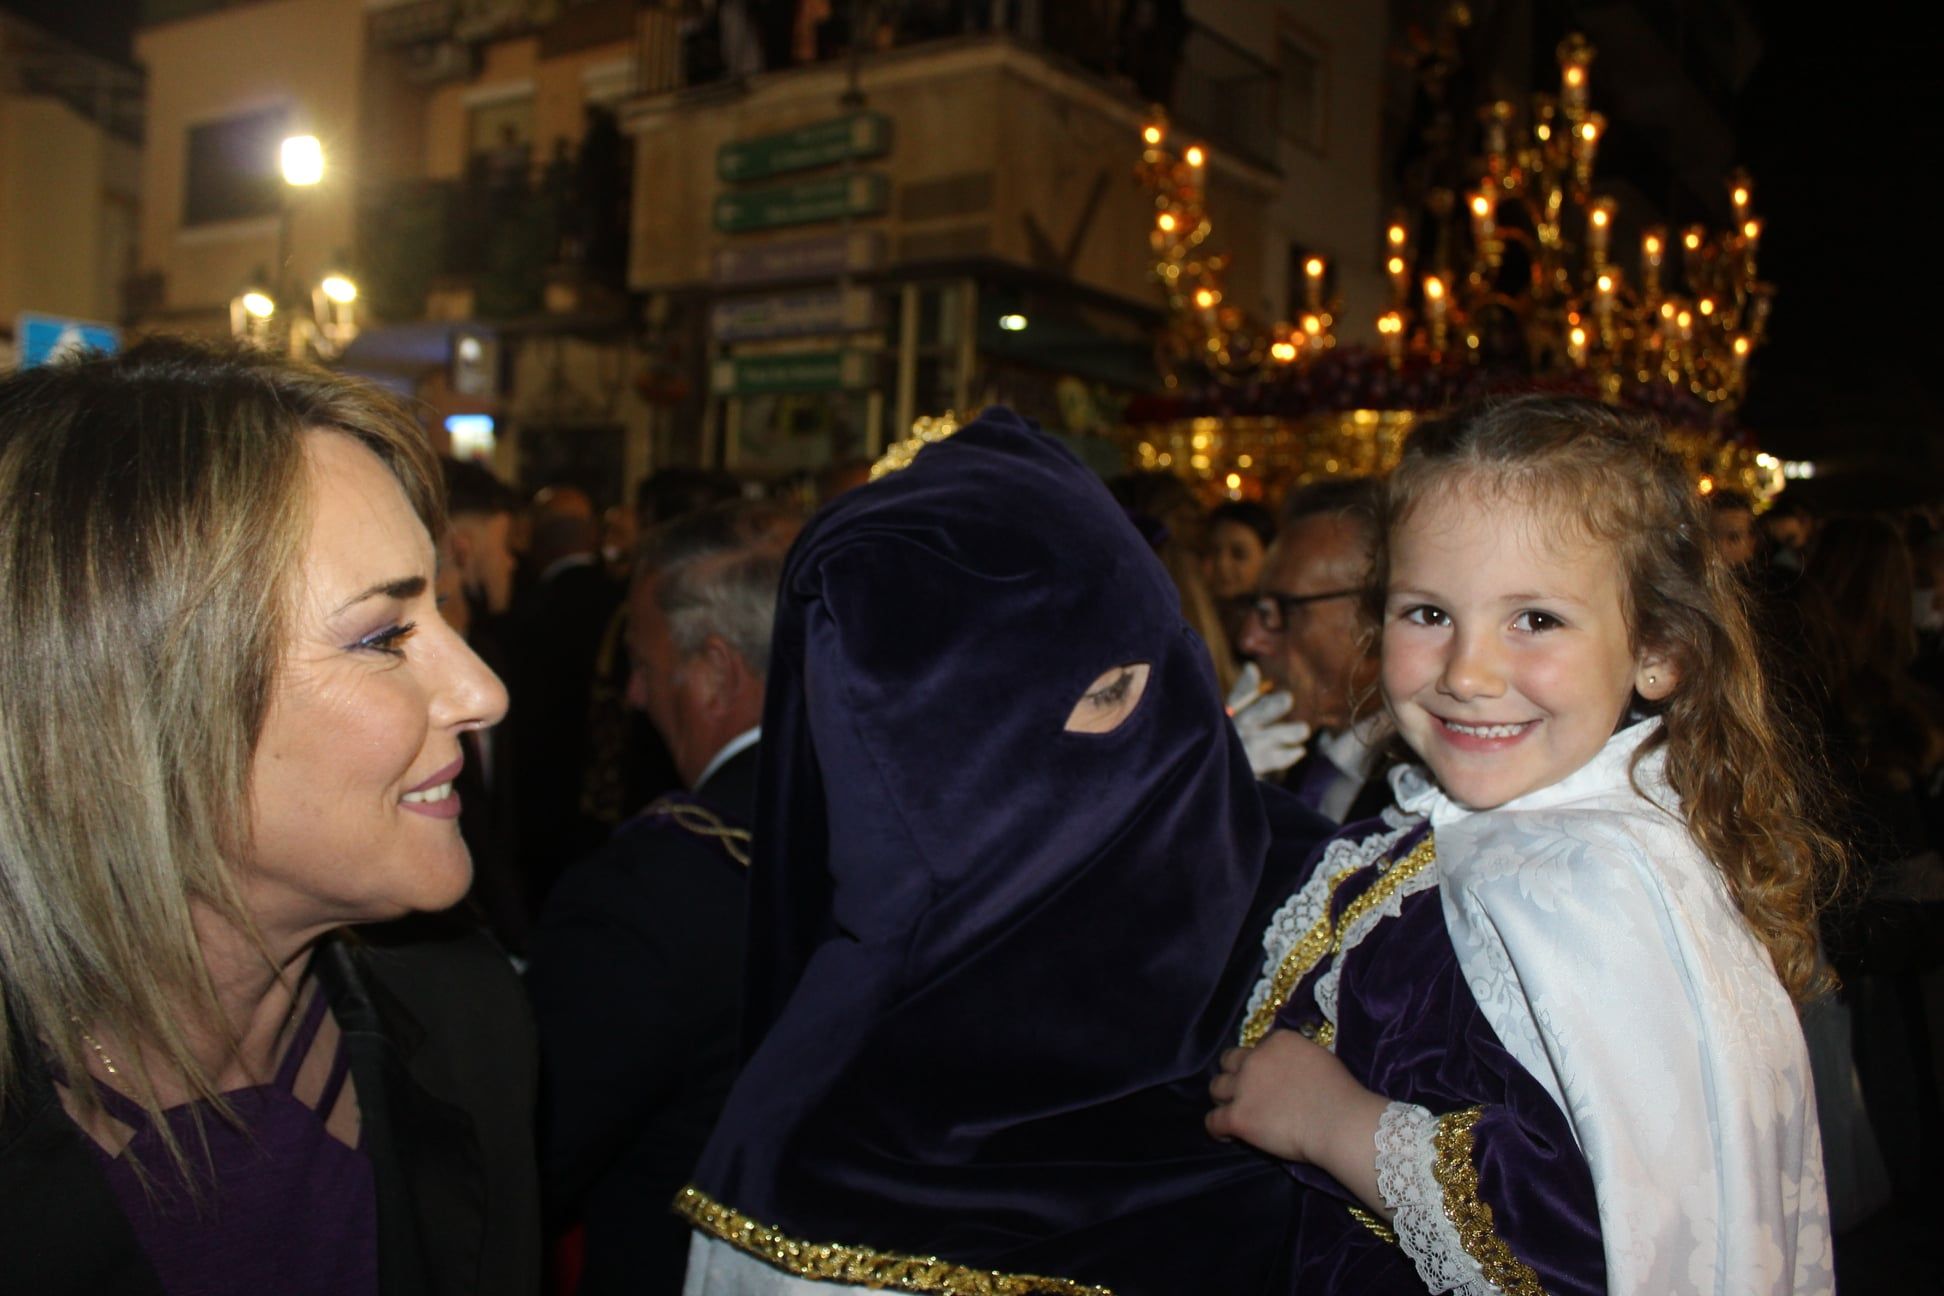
1380, 488, 1670, 810
243, 431, 507, 947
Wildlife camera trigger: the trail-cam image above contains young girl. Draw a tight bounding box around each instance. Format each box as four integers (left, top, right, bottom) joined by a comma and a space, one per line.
1207, 395, 1836, 1294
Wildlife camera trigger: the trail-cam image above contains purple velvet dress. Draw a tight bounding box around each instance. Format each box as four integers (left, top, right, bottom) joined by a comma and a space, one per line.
1259, 816, 1606, 1293
87, 988, 380, 1296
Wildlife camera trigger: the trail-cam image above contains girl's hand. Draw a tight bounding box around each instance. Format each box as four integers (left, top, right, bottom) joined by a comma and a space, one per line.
1207, 1030, 1392, 1215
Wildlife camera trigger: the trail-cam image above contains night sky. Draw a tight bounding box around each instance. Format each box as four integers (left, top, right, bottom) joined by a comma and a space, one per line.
7, 1, 1935, 484
1735, 3, 1944, 491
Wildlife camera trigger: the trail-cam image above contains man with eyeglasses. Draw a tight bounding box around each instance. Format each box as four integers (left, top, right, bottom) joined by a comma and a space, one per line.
1236, 479, 1393, 823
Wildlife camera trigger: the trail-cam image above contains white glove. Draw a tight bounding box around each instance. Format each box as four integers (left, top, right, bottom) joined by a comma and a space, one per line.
1225, 662, 1311, 779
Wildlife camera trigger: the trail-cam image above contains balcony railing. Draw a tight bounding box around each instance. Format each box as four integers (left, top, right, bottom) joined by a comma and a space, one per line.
636, 4, 1282, 172
358, 113, 630, 322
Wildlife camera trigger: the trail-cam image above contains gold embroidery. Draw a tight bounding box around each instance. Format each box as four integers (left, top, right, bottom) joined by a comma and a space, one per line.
1430, 1108, 1547, 1296
1314, 1021, 1336, 1051
1239, 834, 1437, 1048
641, 796, 753, 868
675, 1186, 1113, 1295
869, 412, 961, 480
1347, 1205, 1398, 1245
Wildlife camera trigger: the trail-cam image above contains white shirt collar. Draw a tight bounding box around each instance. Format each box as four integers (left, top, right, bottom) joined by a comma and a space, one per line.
1391, 716, 1667, 829
539, 551, 597, 584
695, 726, 761, 791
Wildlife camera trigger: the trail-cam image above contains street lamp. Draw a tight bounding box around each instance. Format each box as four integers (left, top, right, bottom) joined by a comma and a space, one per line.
280, 135, 324, 188
230, 286, 277, 348
312, 271, 360, 357
274, 134, 324, 354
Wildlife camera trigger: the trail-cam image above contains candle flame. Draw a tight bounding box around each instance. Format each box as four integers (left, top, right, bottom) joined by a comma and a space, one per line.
1184, 146, 1205, 167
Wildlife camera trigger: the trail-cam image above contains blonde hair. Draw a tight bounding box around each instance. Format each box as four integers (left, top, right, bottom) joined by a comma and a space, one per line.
1375, 394, 1841, 1002
0, 337, 442, 1152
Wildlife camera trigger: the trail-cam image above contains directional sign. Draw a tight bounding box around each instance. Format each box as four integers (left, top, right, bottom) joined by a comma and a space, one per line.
718, 113, 892, 183
16, 312, 119, 368
710, 349, 874, 396
713, 173, 889, 234
711, 286, 878, 342
713, 230, 886, 287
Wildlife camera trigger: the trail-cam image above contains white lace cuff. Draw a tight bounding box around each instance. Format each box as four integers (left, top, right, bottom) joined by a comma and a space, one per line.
1374, 1102, 1498, 1296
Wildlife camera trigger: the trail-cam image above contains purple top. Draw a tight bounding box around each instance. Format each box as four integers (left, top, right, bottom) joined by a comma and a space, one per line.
87, 987, 380, 1296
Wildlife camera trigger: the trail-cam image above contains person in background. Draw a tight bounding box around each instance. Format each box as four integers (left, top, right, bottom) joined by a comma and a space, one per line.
530, 500, 798, 1296
1239, 479, 1392, 820
1763, 493, 1816, 575
1205, 499, 1277, 661
0, 338, 537, 1296
1709, 487, 1761, 571
508, 487, 623, 910
440, 458, 528, 954
1108, 469, 1238, 695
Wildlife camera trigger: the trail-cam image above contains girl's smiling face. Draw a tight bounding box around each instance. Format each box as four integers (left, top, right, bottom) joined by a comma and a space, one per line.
1381, 488, 1673, 810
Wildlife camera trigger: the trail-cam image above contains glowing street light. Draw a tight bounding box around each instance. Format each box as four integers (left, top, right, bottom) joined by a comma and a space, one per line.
280, 135, 324, 187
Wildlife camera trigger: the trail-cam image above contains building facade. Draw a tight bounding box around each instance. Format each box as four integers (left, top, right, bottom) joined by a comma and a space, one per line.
0, 11, 143, 367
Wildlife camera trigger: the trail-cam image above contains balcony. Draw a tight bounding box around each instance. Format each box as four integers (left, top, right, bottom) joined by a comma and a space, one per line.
634, 4, 1281, 173
357, 123, 629, 323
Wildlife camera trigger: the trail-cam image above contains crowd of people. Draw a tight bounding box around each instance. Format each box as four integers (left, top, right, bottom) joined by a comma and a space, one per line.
1, 338, 1938, 1294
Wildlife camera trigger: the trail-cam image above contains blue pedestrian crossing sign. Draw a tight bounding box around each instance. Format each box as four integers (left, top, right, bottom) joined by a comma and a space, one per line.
17, 312, 120, 368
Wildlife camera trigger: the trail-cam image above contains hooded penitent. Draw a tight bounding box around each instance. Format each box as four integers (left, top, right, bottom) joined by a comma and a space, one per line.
682, 409, 1331, 1294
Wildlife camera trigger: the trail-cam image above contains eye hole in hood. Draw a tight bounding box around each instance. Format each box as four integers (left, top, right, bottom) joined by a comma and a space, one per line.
1064, 662, 1151, 734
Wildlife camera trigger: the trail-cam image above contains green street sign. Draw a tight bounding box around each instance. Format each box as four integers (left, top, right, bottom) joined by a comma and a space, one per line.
711, 349, 874, 396
714, 173, 889, 233
718, 113, 892, 182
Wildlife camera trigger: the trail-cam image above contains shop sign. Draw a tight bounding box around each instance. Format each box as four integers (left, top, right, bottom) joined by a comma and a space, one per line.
713, 230, 885, 286
711, 349, 873, 395
714, 173, 889, 233
15, 312, 119, 368
718, 112, 892, 182
711, 286, 877, 342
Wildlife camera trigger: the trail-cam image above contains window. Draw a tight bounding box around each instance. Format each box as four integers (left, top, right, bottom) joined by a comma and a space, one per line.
182, 106, 288, 226
1278, 29, 1325, 153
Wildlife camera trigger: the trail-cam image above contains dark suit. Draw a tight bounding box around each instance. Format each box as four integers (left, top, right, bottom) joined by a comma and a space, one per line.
507, 558, 625, 910
528, 743, 756, 1296
1280, 747, 1393, 825
0, 923, 541, 1296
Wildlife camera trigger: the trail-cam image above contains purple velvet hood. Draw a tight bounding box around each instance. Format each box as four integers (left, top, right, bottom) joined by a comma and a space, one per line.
689, 408, 1331, 1293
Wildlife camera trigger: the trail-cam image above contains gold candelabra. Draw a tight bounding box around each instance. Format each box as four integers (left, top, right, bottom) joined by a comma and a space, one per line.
1137, 32, 1774, 417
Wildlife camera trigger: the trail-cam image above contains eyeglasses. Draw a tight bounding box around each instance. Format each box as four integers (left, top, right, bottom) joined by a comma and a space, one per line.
1249, 588, 1361, 633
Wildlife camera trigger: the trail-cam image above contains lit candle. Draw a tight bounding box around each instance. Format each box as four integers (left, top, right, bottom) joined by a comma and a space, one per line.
1594, 271, 1616, 325
1387, 253, 1409, 304
1586, 197, 1615, 265
1557, 34, 1595, 120
1731, 334, 1752, 376
1423, 274, 1450, 351
1572, 113, 1605, 186
1641, 228, 1665, 296
1378, 310, 1404, 365
1567, 324, 1589, 367
1304, 256, 1326, 311
1682, 225, 1706, 280
1469, 190, 1496, 248
1728, 170, 1753, 224
1480, 101, 1514, 176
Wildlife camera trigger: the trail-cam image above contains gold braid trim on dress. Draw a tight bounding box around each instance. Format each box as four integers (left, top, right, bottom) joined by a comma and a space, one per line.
675, 1187, 1112, 1294
1239, 833, 1438, 1048
869, 412, 961, 480
1430, 1108, 1548, 1296
640, 796, 753, 867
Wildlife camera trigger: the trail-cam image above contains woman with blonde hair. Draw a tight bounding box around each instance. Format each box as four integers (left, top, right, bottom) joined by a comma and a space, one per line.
0, 338, 537, 1295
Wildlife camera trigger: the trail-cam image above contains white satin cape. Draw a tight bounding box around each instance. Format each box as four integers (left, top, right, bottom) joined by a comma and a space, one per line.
1393, 718, 1833, 1294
